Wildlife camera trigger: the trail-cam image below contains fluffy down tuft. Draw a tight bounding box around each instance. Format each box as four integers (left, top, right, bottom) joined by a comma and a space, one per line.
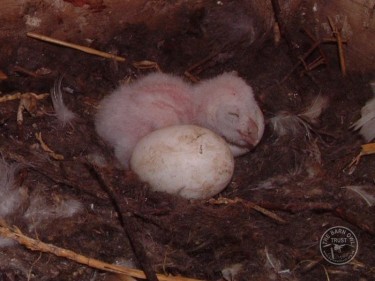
51, 76, 76, 126
269, 95, 329, 139
0, 157, 25, 218
351, 85, 375, 142
24, 195, 83, 231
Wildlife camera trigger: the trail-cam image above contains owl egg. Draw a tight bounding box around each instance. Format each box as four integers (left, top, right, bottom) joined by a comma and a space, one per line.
130, 125, 234, 199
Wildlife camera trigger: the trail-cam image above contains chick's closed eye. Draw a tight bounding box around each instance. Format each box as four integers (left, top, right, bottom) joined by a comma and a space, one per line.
227, 111, 240, 120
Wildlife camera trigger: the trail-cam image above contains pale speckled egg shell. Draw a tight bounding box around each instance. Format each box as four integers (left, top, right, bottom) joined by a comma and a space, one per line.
130, 125, 234, 199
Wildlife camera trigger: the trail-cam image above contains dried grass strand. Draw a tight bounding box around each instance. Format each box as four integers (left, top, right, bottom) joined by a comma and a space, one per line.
0, 223, 205, 281
27, 32, 125, 62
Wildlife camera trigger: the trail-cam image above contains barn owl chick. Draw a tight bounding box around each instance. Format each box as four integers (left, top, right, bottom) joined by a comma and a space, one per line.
95, 72, 265, 168
193, 72, 264, 156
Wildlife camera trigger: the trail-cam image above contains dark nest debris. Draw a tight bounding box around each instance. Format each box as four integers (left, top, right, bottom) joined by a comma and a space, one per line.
0, 1, 375, 281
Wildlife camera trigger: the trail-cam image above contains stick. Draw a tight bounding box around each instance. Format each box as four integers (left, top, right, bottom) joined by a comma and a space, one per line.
327, 17, 347, 76
270, 0, 296, 57
35, 132, 64, 160
0, 70, 7, 80
259, 201, 335, 213
335, 207, 375, 235
0, 223, 205, 281
208, 197, 287, 224
27, 32, 126, 62
12, 65, 38, 77
280, 41, 321, 83
87, 164, 160, 281
184, 40, 233, 82
302, 28, 329, 67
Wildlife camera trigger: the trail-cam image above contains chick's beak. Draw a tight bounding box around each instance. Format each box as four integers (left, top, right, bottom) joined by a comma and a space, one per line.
238, 119, 261, 146
238, 130, 257, 147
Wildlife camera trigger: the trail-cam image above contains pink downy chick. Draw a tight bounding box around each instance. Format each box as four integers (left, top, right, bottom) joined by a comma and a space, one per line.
192, 72, 264, 156
95, 72, 195, 168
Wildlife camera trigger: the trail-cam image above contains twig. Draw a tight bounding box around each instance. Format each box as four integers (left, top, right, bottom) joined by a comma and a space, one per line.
208, 197, 287, 224
185, 50, 221, 76
0, 92, 49, 103
12, 65, 38, 77
321, 264, 331, 281
327, 17, 347, 76
87, 164, 160, 281
133, 60, 161, 72
302, 28, 328, 64
280, 26, 349, 83
258, 201, 336, 213
28, 252, 43, 280
27, 32, 126, 62
270, 0, 297, 57
0, 92, 22, 102
183, 41, 233, 82
1, 147, 109, 199
0, 92, 49, 125
245, 201, 287, 224
183, 71, 200, 83
297, 259, 322, 273
0, 70, 7, 80
281, 41, 321, 83
346, 143, 375, 174
334, 207, 375, 235
35, 132, 64, 160
306, 56, 326, 71
0, 223, 204, 281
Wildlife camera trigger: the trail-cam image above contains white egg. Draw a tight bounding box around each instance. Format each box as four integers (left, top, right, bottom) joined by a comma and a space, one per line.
130, 125, 234, 199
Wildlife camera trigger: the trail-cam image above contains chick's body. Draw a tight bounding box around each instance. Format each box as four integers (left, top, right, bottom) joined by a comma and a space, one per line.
95, 73, 195, 168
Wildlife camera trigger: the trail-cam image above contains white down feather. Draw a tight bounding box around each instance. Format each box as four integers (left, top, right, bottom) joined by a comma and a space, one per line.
351, 83, 375, 142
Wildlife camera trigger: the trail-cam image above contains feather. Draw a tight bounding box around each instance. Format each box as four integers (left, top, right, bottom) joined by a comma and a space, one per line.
0, 158, 82, 245
269, 112, 313, 139
343, 185, 375, 207
0, 157, 26, 218
269, 95, 329, 139
264, 246, 282, 272
105, 259, 138, 281
51, 75, 76, 126
249, 175, 289, 190
0, 237, 15, 248
221, 264, 243, 281
55, 199, 83, 217
0, 157, 27, 248
351, 87, 375, 142
24, 195, 82, 231
299, 95, 329, 124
